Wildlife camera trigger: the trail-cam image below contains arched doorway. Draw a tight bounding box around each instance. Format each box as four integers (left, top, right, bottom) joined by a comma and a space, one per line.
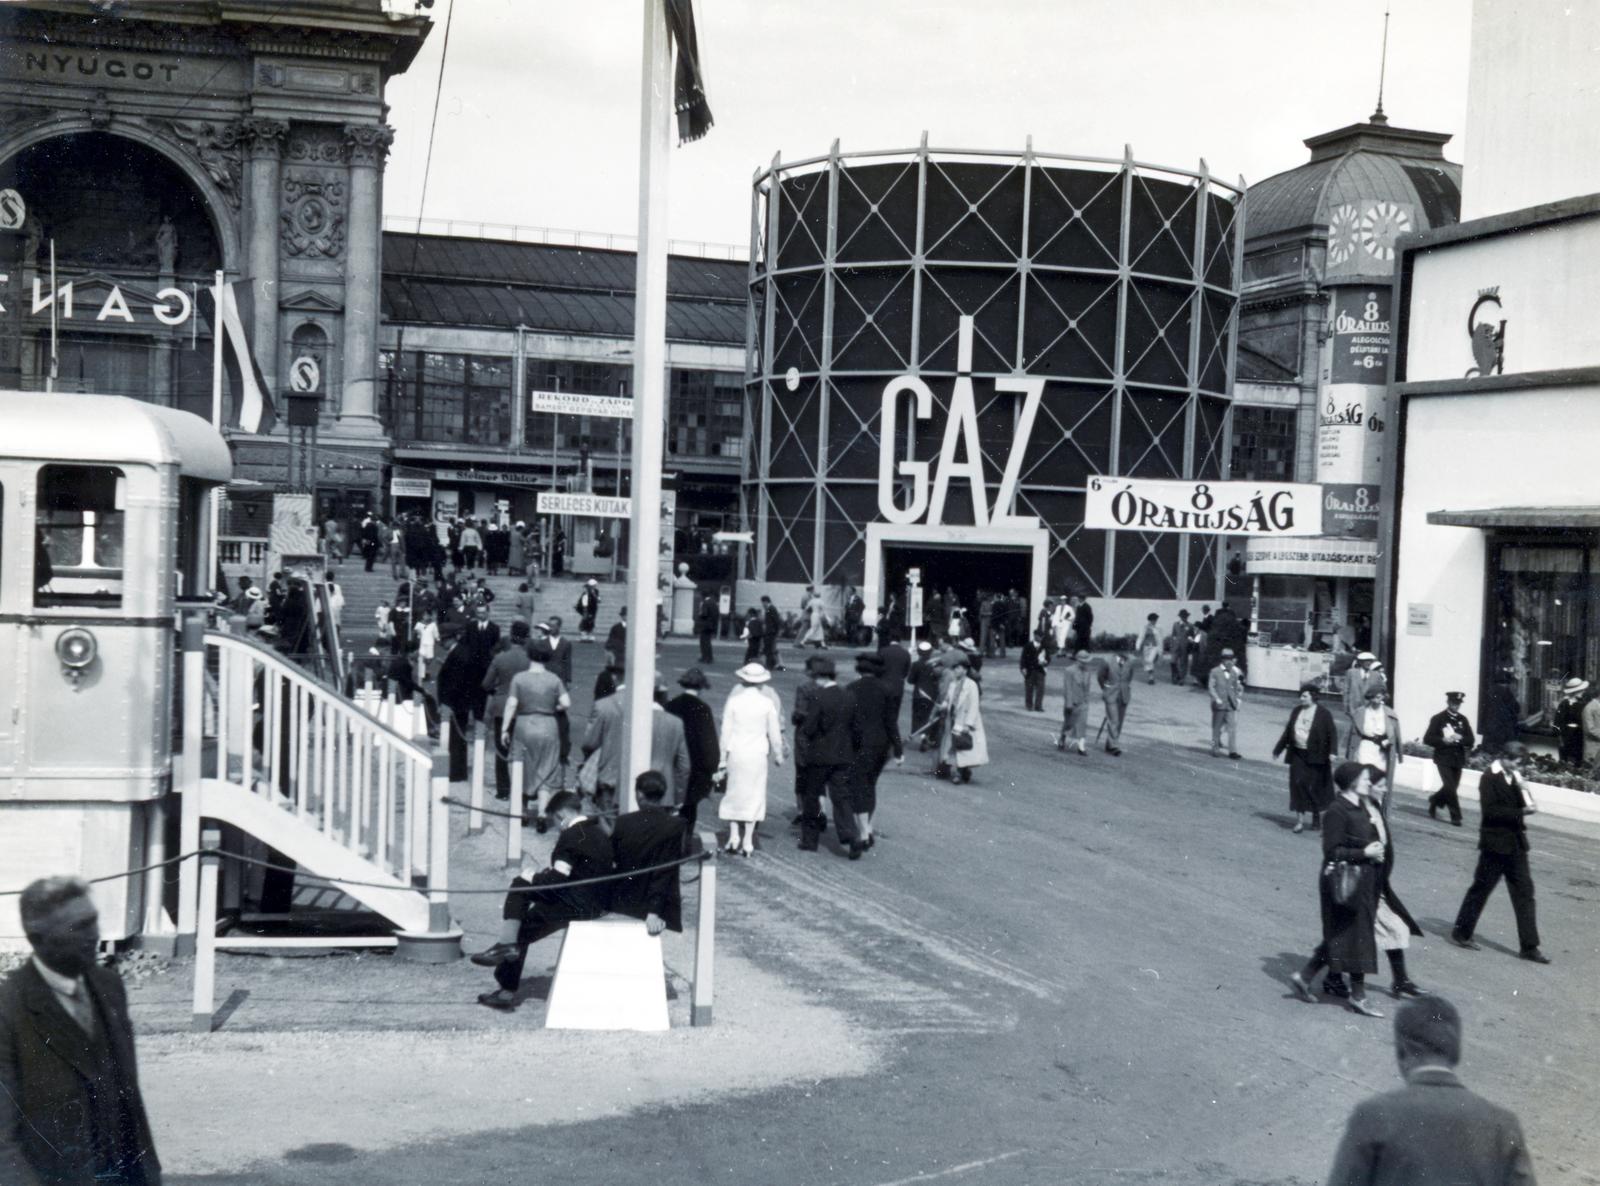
0, 131, 224, 417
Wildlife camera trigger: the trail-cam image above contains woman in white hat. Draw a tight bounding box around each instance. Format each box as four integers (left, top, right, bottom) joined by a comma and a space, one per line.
718, 663, 784, 855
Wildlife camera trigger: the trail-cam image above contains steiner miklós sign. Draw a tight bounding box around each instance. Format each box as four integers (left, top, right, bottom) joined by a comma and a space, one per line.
1085, 477, 1323, 537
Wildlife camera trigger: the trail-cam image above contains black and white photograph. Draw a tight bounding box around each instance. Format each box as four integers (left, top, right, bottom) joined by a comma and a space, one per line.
0, 0, 1596, 1182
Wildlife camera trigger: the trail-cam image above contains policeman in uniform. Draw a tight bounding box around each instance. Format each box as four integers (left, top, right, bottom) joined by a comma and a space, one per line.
1424, 691, 1476, 826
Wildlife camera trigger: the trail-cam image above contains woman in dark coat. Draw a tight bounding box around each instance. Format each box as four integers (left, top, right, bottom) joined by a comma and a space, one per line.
1289, 761, 1388, 1018
666, 668, 721, 827
1271, 683, 1338, 833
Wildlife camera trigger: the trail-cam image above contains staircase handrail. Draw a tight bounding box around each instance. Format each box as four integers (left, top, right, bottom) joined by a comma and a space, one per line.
205, 628, 431, 766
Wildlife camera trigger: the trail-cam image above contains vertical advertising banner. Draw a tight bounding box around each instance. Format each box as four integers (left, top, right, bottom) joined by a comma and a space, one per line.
1317, 288, 1392, 527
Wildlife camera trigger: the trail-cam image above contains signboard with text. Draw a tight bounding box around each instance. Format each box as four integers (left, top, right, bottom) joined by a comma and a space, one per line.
1321, 482, 1380, 540
1317, 286, 1392, 486
390, 477, 432, 499
1085, 476, 1323, 537
529, 390, 633, 419
537, 492, 631, 518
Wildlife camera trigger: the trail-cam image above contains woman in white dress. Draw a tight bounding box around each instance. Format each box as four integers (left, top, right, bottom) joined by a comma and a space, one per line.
936, 657, 989, 783
801, 594, 827, 648
719, 663, 785, 855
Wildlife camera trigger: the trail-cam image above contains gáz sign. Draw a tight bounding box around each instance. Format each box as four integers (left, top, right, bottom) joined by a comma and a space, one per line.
1084, 477, 1324, 537
877, 316, 1042, 529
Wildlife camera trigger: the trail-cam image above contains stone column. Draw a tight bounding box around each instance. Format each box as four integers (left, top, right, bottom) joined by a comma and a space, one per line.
337, 123, 394, 437
240, 118, 289, 396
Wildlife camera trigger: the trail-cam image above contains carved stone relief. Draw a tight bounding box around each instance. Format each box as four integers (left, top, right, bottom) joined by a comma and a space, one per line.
281, 172, 346, 258
152, 117, 243, 207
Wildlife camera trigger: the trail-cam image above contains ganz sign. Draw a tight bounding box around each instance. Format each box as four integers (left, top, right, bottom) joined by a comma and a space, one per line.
877, 316, 1042, 529
1085, 476, 1324, 537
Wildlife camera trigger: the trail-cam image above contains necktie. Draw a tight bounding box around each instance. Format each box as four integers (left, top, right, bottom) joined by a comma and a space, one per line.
56, 984, 95, 1035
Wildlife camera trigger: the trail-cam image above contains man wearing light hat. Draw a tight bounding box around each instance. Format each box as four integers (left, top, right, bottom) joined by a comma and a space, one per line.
1208, 647, 1243, 759
1424, 691, 1476, 826
1553, 676, 1590, 766
1343, 651, 1377, 731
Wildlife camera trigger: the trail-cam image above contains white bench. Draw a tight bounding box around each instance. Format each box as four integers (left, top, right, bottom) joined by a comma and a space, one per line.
544, 916, 669, 1032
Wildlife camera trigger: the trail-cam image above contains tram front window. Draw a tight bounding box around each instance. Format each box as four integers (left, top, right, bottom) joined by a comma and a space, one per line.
35, 465, 126, 609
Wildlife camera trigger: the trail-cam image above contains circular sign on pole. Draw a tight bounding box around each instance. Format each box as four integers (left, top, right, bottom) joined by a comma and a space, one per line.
0, 189, 26, 231
289, 354, 321, 393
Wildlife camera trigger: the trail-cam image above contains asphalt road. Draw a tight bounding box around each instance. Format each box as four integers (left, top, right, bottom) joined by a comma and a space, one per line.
168, 644, 1600, 1186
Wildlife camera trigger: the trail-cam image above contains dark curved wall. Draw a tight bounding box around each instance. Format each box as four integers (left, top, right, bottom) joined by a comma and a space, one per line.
745, 149, 1243, 601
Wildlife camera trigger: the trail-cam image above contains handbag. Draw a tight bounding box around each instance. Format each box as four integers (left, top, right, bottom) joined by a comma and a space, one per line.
1326, 860, 1366, 906
951, 727, 974, 752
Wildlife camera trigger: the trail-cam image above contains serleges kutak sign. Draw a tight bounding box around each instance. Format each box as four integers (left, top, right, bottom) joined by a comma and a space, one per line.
1085, 476, 1324, 537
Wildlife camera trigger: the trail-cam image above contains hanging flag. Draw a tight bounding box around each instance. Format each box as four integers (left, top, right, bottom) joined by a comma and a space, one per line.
664, 0, 713, 144
201, 277, 276, 434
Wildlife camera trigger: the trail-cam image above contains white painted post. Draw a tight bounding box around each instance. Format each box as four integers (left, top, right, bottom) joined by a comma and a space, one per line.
691, 830, 716, 1026
191, 828, 222, 1033
428, 746, 451, 933
507, 756, 525, 870
469, 718, 487, 833
409, 697, 429, 881
621, 0, 673, 817
176, 615, 205, 956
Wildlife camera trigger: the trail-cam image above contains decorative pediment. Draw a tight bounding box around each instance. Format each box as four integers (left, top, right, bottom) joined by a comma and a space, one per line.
279, 288, 344, 313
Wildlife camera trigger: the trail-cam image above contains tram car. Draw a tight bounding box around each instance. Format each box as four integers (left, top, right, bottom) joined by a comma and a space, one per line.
0, 392, 231, 945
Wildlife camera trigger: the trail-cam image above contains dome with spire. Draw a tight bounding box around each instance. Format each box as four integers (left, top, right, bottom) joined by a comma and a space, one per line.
1244, 111, 1461, 282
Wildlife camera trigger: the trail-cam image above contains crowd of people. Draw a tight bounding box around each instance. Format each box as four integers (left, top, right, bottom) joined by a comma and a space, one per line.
323, 510, 557, 583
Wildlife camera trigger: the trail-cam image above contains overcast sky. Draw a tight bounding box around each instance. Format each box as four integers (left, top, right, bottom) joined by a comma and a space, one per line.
382, 0, 1472, 251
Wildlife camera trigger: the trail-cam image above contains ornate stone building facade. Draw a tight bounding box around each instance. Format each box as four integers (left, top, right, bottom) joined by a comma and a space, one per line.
0, 1, 429, 497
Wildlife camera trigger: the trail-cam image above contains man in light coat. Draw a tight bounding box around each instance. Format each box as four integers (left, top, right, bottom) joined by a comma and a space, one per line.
1099, 650, 1137, 757
1208, 647, 1244, 759
1058, 649, 1097, 756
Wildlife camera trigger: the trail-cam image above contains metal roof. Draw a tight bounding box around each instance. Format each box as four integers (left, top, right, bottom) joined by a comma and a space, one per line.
0, 391, 233, 481
1245, 119, 1461, 244
381, 232, 748, 344
1427, 507, 1600, 530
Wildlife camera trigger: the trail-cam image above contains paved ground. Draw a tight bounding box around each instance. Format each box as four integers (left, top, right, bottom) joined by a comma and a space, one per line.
137, 638, 1600, 1185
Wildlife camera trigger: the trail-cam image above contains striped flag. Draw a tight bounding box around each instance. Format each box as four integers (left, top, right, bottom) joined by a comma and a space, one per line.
664, 0, 713, 144
202, 277, 276, 434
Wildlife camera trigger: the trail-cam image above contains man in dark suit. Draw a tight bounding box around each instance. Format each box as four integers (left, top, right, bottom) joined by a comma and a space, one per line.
845, 652, 903, 850
666, 668, 720, 827
1070, 594, 1094, 654
610, 771, 696, 935
1449, 742, 1550, 964
473, 791, 615, 1009
695, 591, 720, 664
459, 602, 500, 721
1425, 691, 1476, 826
790, 653, 826, 828
1325, 996, 1536, 1186
875, 628, 911, 725
797, 657, 861, 856
1098, 650, 1137, 757
0, 876, 162, 1186
761, 595, 784, 672
1019, 630, 1049, 712
434, 633, 477, 782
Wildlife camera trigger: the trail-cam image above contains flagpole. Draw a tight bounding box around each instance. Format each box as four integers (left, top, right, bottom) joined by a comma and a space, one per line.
621, 0, 672, 815
209, 269, 225, 594
45, 239, 57, 393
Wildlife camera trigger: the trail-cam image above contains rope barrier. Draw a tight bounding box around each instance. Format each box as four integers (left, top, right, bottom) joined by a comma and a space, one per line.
221, 848, 708, 895
0, 851, 200, 897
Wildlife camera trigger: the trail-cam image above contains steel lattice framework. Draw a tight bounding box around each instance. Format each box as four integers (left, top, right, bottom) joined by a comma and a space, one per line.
742, 139, 1245, 601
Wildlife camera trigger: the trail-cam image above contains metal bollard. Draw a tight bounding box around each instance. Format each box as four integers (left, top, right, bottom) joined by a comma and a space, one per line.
692, 829, 717, 1027
507, 756, 525, 870
191, 828, 222, 1033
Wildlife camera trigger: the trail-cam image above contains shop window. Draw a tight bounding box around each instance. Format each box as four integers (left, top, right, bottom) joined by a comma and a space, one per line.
36, 465, 125, 608
1254, 575, 1316, 646
1486, 539, 1600, 735
1230, 406, 1298, 482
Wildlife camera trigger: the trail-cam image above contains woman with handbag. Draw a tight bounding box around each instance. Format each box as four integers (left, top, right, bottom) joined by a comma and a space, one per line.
1289, 761, 1387, 1017
1271, 683, 1338, 833
501, 641, 570, 831
936, 657, 989, 783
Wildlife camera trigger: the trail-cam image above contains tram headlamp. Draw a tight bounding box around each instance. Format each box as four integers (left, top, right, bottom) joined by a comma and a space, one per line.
56, 627, 97, 690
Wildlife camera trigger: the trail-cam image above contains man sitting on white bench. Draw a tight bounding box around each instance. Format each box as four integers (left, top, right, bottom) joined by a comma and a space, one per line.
473, 790, 613, 1011
609, 770, 700, 936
